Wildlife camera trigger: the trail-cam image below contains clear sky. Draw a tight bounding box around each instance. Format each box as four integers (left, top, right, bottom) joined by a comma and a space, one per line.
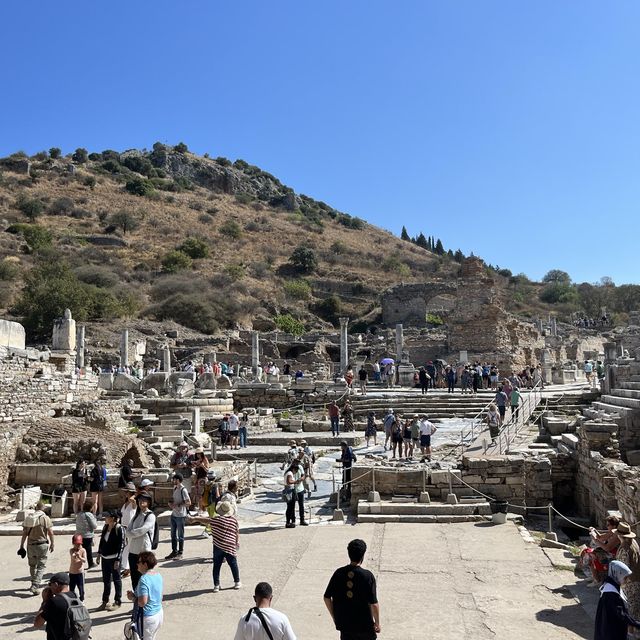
2, 1, 639, 285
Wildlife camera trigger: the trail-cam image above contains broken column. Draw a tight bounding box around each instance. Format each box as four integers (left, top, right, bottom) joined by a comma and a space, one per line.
76, 325, 85, 370
551, 317, 558, 337
52, 309, 76, 351
120, 329, 129, 368
162, 346, 171, 372
192, 406, 201, 436
251, 331, 260, 378
339, 317, 349, 372
395, 323, 403, 364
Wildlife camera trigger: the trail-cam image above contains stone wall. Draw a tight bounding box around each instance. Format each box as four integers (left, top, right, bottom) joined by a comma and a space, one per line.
0, 348, 98, 497
381, 282, 457, 326
349, 454, 555, 506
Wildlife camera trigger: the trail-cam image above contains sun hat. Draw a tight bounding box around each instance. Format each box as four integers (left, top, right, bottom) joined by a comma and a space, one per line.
216, 500, 233, 516
179, 441, 188, 448
135, 492, 153, 503
615, 522, 637, 539
124, 482, 136, 492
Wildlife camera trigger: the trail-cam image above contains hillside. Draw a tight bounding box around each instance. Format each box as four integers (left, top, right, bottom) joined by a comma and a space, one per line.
0, 144, 634, 344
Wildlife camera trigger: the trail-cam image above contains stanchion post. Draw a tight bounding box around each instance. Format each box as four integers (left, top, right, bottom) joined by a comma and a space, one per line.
20, 487, 25, 511
460, 429, 465, 454
548, 503, 553, 533
336, 483, 341, 511
372, 469, 376, 493
212, 442, 217, 461
422, 469, 426, 493
332, 468, 335, 495
448, 470, 453, 496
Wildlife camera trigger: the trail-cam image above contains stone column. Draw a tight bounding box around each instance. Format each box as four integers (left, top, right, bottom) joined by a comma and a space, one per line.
251, 331, 260, 377
339, 317, 349, 372
551, 317, 558, 337
192, 406, 201, 436
603, 342, 618, 364
395, 323, 403, 363
76, 325, 85, 370
120, 329, 129, 368
162, 346, 171, 372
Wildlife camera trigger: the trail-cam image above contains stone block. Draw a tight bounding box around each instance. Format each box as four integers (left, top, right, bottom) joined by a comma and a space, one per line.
462, 475, 483, 484
626, 450, 640, 466
418, 492, 431, 503
561, 433, 579, 449
98, 373, 114, 390
0, 319, 25, 350
113, 373, 141, 392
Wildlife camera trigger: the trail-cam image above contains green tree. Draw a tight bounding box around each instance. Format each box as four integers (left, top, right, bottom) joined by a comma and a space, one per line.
15, 194, 45, 221
49, 147, 61, 159
453, 249, 465, 263
219, 220, 242, 239
72, 148, 88, 163
415, 233, 428, 249
275, 313, 305, 336
174, 142, 189, 153
289, 246, 318, 273
313, 295, 341, 324
125, 177, 155, 197
161, 250, 192, 273
7, 223, 53, 252
179, 237, 210, 259
434, 239, 445, 255
400, 226, 410, 241
109, 210, 140, 235
542, 269, 572, 285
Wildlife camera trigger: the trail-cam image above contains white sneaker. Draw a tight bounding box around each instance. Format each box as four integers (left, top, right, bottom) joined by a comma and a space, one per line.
234, 582, 242, 590
213, 585, 220, 593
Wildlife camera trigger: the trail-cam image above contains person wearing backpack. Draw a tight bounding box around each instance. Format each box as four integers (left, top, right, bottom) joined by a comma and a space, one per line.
35, 571, 92, 640
126, 493, 157, 590
234, 581, 297, 640
89, 458, 107, 516
166, 472, 191, 560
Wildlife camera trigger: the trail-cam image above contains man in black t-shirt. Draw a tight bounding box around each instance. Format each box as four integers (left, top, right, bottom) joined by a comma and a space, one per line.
34, 572, 77, 640
324, 539, 380, 640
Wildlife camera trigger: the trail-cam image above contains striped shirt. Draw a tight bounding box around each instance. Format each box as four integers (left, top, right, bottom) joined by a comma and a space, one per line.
210, 515, 239, 556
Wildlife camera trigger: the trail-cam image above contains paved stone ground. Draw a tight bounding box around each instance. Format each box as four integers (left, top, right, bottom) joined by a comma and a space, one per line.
0, 515, 594, 640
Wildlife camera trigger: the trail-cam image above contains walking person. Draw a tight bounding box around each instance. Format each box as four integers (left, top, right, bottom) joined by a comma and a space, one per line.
170, 442, 193, 490
239, 412, 249, 448
390, 416, 403, 459
75, 500, 98, 569
89, 458, 107, 516
365, 412, 377, 448
445, 366, 456, 394
418, 367, 429, 395
96, 509, 124, 611
485, 403, 502, 442
194, 500, 241, 591
18, 501, 54, 595
120, 482, 138, 579
339, 441, 357, 501
358, 365, 368, 396
234, 582, 297, 640
301, 440, 318, 493
127, 551, 164, 640
324, 539, 380, 640
283, 459, 307, 528
342, 401, 354, 432
127, 493, 156, 590
402, 418, 413, 459
328, 401, 340, 437
383, 409, 395, 451
418, 413, 437, 462
510, 387, 522, 422
72, 460, 88, 515
69, 534, 87, 601
298, 446, 315, 499
594, 560, 640, 640
35, 572, 91, 638
166, 473, 191, 560
494, 387, 508, 424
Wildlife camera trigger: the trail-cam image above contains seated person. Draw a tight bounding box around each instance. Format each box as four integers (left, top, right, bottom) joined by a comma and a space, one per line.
581, 516, 621, 584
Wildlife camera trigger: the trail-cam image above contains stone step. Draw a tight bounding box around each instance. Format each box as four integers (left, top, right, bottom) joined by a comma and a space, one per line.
618, 382, 640, 391
357, 514, 490, 524
248, 431, 362, 447
214, 445, 341, 463
358, 501, 492, 516
600, 395, 640, 410
589, 401, 635, 415
608, 388, 640, 400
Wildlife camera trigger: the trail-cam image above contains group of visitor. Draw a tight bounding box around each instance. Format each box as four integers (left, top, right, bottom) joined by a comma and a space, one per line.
217, 412, 250, 449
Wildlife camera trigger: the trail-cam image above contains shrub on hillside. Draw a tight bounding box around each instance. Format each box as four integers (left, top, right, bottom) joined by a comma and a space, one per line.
275, 313, 305, 336
74, 265, 120, 288
49, 147, 62, 159
215, 157, 232, 167
219, 220, 242, 239
313, 295, 341, 324
174, 142, 189, 153
122, 155, 155, 177
83, 175, 97, 189
235, 192, 253, 205
330, 240, 347, 254
125, 177, 155, 197
102, 159, 123, 174
150, 274, 204, 301
15, 194, 45, 221
225, 264, 246, 282
49, 197, 75, 216
147, 293, 218, 334
284, 279, 312, 300
161, 250, 192, 273
178, 237, 210, 259
0, 259, 19, 281
289, 246, 317, 273
6, 223, 52, 252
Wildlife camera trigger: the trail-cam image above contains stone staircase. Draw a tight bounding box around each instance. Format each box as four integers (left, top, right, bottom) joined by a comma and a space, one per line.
357, 498, 492, 523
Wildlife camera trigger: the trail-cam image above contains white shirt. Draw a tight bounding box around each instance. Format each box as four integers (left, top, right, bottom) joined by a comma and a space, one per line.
228, 414, 240, 430
234, 607, 297, 640
419, 420, 436, 436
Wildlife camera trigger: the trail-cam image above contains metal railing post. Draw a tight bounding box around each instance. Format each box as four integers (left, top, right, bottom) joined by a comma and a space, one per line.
548, 503, 553, 533
448, 470, 453, 495
372, 468, 376, 493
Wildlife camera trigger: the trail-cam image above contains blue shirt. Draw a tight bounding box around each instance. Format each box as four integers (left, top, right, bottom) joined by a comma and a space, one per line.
136, 572, 163, 616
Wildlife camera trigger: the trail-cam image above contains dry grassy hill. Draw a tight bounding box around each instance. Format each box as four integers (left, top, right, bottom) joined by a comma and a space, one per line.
0, 144, 467, 341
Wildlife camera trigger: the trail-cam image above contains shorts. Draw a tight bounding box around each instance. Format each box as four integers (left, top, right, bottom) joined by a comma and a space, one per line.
420, 434, 431, 447
392, 434, 403, 443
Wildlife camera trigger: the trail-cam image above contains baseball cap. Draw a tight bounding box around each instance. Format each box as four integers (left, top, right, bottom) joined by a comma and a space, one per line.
139, 479, 154, 488
49, 572, 70, 586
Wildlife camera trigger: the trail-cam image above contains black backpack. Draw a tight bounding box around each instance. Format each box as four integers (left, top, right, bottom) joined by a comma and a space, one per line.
61, 592, 92, 640
140, 511, 159, 550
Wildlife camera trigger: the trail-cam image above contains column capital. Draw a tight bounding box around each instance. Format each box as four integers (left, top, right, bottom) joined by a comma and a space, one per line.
339, 317, 350, 327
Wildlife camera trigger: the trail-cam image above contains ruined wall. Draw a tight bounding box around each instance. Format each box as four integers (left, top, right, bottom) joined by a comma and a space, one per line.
0, 348, 98, 496
381, 282, 456, 326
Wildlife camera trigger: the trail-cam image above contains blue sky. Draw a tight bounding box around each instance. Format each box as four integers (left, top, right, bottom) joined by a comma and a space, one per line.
2, 1, 639, 284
